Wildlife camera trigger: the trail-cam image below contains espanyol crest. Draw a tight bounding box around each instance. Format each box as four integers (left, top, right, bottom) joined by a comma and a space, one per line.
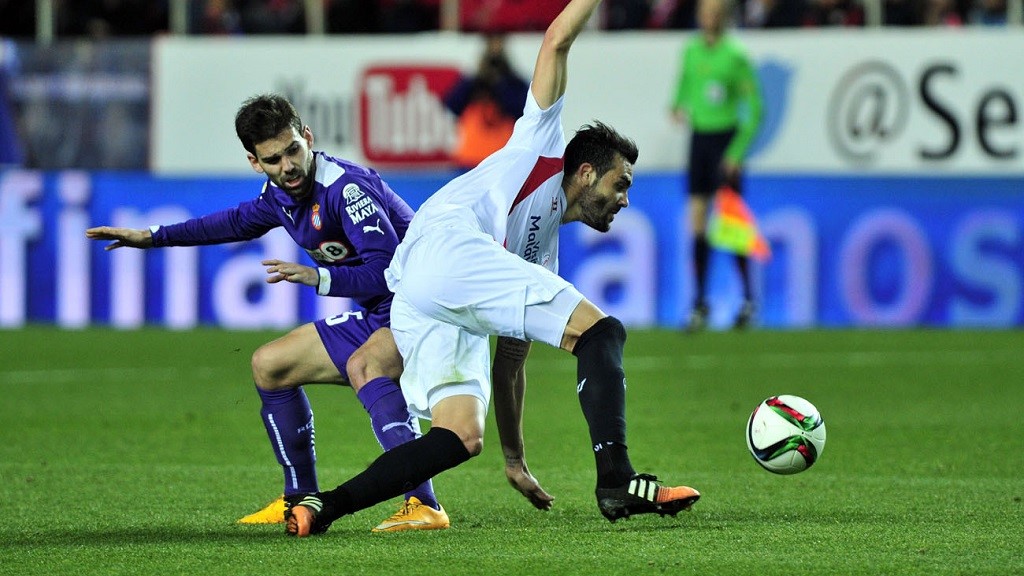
311, 203, 322, 230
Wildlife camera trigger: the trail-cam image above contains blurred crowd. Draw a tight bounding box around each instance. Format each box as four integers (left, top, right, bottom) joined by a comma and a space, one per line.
0, 0, 1014, 38
0, 0, 1013, 171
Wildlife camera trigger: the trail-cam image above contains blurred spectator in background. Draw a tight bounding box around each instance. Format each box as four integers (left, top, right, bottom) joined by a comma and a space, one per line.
883, 0, 924, 24
194, 0, 243, 34
443, 33, 528, 171
191, 0, 305, 34
10, 0, 1012, 37
670, 0, 763, 331
969, 0, 1007, 24
651, 0, 700, 28
604, 0, 653, 28
237, 0, 305, 34
801, 0, 865, 25
923, 0, 965, 24
742, 0, 808, 26
61, 0, 169, 38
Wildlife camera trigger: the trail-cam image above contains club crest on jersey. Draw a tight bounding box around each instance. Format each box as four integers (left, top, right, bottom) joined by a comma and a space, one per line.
344, 183, 379, 225
311, 203, 323, 230
343, 183, 364, 204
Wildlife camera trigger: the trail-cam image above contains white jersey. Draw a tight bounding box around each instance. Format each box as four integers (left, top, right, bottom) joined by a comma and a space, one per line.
403, 88, 566, 273
383, 89, 582, 418
504, 169, 565, 274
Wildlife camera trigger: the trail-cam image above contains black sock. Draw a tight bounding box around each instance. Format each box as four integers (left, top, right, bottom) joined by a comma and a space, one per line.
693, 235, 710, 305
322, 427, 470, 519
593, 441, 633, 488
735, 254, 752, 301
573, 316, 635, 488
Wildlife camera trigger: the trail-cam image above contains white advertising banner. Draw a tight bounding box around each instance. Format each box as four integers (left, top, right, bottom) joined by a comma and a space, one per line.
153, 30, 1024, 175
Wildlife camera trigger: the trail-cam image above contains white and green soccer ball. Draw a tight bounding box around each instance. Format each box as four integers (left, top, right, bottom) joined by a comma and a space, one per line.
746, 395, 826, 475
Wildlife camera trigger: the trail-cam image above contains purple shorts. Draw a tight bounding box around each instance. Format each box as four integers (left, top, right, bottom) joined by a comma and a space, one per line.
313, 307, 390, 382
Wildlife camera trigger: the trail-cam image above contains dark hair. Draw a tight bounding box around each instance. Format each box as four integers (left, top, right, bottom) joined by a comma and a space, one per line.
564, 121, 639, 180
234, 94, 303, 155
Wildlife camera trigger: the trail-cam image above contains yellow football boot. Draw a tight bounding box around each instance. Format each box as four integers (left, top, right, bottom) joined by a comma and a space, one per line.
237, 495, 286, 524
371, 497, 450, 533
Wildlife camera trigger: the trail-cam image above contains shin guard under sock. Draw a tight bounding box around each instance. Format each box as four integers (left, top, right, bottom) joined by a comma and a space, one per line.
573, 316, 635, 488
257, 385, 318, 495
356, 377, 439, 509
324, 427, 470, 517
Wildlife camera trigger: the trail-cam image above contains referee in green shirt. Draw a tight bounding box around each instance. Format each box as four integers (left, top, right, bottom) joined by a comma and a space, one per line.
670, 0, 763, 332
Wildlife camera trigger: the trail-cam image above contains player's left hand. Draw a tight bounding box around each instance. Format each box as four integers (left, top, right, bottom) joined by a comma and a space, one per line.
84, 226, 154, 250
262, 259, 318, 287
505, 458, 554, 511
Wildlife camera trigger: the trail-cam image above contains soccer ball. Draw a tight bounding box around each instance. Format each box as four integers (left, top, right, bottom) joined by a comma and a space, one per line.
746, 395, 826, 475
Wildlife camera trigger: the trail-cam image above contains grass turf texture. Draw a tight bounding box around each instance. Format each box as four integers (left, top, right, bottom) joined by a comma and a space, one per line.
1, 327, 1022, 575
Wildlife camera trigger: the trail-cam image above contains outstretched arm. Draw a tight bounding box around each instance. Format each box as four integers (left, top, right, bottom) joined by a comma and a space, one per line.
87, 198, 279, 250
493, 336, 554, 510
85, 226, 154, 250
530, 0, 602, 110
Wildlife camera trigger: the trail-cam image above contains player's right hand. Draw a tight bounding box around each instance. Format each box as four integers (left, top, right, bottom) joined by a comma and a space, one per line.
262, 259, 318, 287
84, 226, 154, 250
505, 459, 555, 511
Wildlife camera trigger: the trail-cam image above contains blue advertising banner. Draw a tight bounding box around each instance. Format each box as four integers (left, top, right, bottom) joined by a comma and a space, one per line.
589, 174, 1024, 329
1, 169, 1021, 329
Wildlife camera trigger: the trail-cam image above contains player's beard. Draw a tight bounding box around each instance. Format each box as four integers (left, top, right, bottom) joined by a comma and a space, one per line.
576, 183, 617, 233
279, 155, 316, 200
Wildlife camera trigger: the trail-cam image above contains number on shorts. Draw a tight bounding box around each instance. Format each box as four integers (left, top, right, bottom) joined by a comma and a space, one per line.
325, 310, 365, 326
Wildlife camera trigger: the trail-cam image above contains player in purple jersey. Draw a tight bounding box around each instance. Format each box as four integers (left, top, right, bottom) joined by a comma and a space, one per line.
284, 0, 700, 538
85, 94, 449, 533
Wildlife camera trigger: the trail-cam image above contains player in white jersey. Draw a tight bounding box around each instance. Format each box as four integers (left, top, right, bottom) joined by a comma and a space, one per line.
285, 0, 700, 537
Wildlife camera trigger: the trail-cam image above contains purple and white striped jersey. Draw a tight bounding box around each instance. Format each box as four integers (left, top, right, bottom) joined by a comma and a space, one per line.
151, 152, 414, 313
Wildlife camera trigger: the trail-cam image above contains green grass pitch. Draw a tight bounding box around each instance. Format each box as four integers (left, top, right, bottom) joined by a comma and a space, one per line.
1, 327, 1022, 575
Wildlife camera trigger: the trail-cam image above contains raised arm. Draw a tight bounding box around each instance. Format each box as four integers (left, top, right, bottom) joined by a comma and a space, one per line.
530, 0, 602, 110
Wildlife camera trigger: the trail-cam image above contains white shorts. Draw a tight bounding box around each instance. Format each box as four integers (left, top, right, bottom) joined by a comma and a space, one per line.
387, 221, 584, 419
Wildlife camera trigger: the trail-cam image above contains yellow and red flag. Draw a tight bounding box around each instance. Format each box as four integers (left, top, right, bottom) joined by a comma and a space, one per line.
706, 186, 771, 261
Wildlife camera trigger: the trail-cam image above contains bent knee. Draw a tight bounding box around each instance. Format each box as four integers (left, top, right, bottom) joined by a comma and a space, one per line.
251, 345, 292, 391
345, 350, 371, 389
439, 425, 484, 457
346, 342, 403, 391
462, 434, 484, 457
